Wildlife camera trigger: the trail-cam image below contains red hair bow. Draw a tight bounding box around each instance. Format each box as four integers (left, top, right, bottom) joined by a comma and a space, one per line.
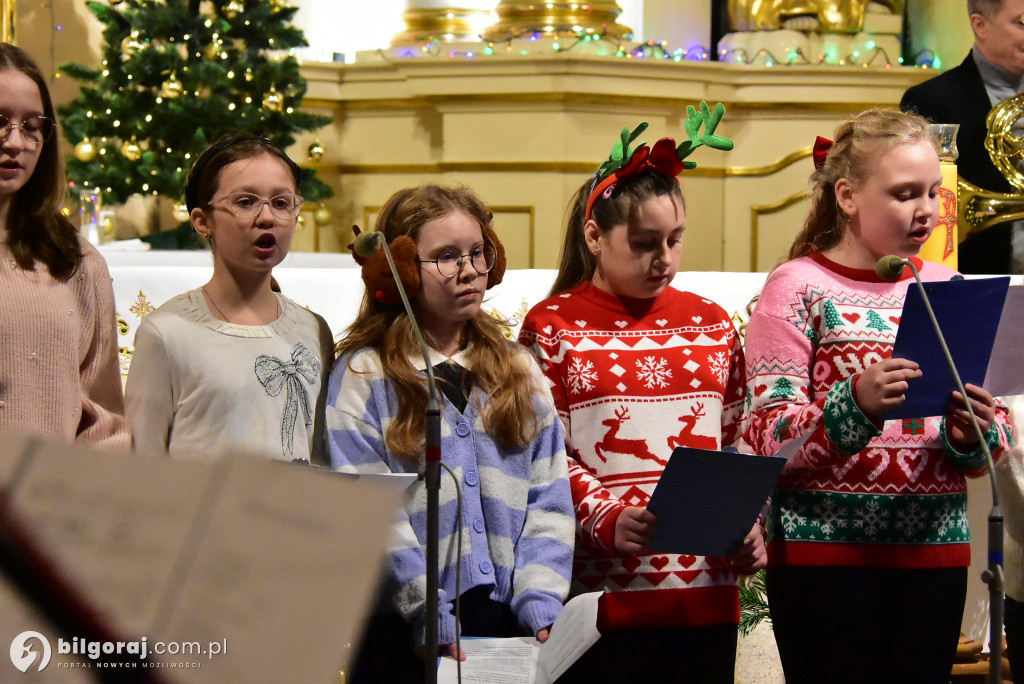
812, 136, 833, 169
585, 139, 684, 221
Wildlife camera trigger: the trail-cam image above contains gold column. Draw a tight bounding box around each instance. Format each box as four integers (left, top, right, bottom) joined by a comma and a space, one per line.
391, 3, 497, 46
481, 0, 633, 41
1, 0, 15, 44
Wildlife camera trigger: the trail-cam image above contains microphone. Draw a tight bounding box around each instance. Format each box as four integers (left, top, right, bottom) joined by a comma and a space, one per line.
352, 230, 383, 259
882, 254, 1004, 679
359, 230, 444, 683
875, 254, 906, 281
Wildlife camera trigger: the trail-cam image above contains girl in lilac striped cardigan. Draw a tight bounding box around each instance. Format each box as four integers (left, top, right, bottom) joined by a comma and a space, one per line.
326, 185, 575, 683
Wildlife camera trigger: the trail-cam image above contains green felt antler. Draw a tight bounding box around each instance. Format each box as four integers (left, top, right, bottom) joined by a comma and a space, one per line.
597, 121, 649, 179
675, 102, 734, 169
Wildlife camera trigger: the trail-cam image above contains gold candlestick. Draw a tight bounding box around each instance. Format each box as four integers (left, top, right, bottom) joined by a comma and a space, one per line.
392, 5, 496, 46
1, 0, 16, 43
481, 0, 633, 41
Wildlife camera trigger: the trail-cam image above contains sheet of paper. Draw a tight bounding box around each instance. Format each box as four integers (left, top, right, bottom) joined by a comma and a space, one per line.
984, 285, 1024, 397
886, 276, 1009, 419
437, 638, 538, 684
535, 591, 602, 684
156, 457, 400, 683
6, 439, 211, 637
646, 448, 786, 557
774, 431, 813, 463
0, 437, 403, 684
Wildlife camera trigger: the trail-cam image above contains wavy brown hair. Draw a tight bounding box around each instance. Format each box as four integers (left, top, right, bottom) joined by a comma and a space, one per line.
550, 168, 684, 296
787, 107, 934, 261
336, 185, 538, 462
1, 43, 81, 279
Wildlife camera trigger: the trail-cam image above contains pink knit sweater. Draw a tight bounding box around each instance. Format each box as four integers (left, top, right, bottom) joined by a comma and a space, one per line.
0, 233, 129, 448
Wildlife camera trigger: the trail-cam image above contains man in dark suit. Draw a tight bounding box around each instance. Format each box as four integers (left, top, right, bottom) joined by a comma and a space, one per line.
901, 0, 1024, 274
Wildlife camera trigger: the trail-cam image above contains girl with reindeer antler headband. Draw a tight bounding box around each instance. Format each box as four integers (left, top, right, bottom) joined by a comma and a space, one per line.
518, 103, 764, 683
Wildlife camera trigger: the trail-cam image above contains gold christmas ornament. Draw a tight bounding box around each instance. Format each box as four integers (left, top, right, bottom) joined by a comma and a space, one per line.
313, 204, 332, 226
223, 0, 242, 19
173, 202, 191, 222
203, 41, 221, 60
160, 74, 183, 99
101, 214, 115, 237
262, 87, 284, 112
121, 138, 142, 161
269, 0, 288, 9
307, 140, 325, 162
244, 68, 254, 82
120, 31, 145, 58
74, 139, 97, 162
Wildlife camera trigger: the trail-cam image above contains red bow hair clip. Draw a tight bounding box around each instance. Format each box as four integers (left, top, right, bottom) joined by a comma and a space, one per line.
812, 136, 833, 169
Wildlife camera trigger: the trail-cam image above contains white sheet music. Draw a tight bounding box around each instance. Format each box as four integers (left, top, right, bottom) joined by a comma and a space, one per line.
984, 285, 1024, 397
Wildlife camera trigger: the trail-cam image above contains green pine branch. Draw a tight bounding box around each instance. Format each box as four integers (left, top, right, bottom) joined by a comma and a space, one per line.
738, 569, 772, 637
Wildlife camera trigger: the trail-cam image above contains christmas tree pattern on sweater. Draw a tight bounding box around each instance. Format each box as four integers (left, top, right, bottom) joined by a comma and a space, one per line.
519, 281, 746, 628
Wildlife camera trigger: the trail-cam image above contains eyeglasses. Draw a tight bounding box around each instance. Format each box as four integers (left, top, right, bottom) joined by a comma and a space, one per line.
210, 192, 304, 220
417, 244, 497, 278
0, 115, 56, 147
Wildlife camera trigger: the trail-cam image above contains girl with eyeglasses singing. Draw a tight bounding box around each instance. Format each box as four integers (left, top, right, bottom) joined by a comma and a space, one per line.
0, 43, 129, 447
326, 185, 574, 683
125, 134, 332, 463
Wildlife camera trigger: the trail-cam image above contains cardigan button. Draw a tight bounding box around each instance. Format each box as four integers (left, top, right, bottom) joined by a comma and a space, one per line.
455, 422, 470, 437
464, 470, 479, 486
478, 560, 492, 575
473, 518, 485, 533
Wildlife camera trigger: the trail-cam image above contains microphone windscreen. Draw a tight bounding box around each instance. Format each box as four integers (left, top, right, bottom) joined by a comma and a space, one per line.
352, 231, 383, 259
875, 255, 906, 281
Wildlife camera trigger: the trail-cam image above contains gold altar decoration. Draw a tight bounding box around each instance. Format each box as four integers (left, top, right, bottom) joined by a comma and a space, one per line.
918, 123, 958, 269
481, 0, 633, 41
1, 0, 15, 43
728, 0, 904, 33
958, 91, 1024, 240
392, 6, 497, 45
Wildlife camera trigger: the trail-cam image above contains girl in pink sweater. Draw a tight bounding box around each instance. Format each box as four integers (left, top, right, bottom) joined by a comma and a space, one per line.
519, 108, 765, 682
744, 108, 1014, 683
0, 43, 128, 447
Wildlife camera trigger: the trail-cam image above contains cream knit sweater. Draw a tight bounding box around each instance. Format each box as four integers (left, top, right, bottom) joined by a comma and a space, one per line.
0, 232, 129, 448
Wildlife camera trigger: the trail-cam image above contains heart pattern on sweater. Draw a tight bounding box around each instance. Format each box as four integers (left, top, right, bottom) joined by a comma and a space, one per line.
575, 320, 587, 327
615, 321, 628, 329
547, 305, 559, 310
621, 556, 642, 572
677, 554, 697, 568
897, 449, 928, 482
543, 326, 552, 334
842, 313, 861, 323
692, 316, 703, 324
650, 556, 670, 570
656, 319, 667, 327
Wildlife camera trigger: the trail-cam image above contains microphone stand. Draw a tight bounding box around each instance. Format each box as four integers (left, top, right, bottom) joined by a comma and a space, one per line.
372, 237, 443, 684
900, 259, 1003, 683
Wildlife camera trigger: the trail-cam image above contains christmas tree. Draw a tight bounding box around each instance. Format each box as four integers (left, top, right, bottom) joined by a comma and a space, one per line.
58, 0, 332, 210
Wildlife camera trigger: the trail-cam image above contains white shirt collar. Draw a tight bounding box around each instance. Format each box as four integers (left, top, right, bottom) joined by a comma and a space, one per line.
408, 345, 472, 372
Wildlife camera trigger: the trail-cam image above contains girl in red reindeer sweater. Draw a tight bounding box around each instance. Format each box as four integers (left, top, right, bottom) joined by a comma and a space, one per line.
519, 107, 764, 682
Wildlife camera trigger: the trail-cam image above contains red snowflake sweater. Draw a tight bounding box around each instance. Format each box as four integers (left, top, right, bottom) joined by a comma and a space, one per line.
519, 281, 747, 629
745, 252, 1014, 570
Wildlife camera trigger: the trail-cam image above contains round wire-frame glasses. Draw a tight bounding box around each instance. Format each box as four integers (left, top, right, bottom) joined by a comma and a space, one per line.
210, 192, 304, 220
417, 243, 497, 278
0, 115, 56, 147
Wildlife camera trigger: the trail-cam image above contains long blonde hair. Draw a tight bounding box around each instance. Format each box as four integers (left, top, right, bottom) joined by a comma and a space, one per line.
336, 185, 538, 462
787, 108, 934, 261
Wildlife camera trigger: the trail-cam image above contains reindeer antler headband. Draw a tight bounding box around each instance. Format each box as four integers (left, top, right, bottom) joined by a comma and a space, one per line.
585, 102, 734, 221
